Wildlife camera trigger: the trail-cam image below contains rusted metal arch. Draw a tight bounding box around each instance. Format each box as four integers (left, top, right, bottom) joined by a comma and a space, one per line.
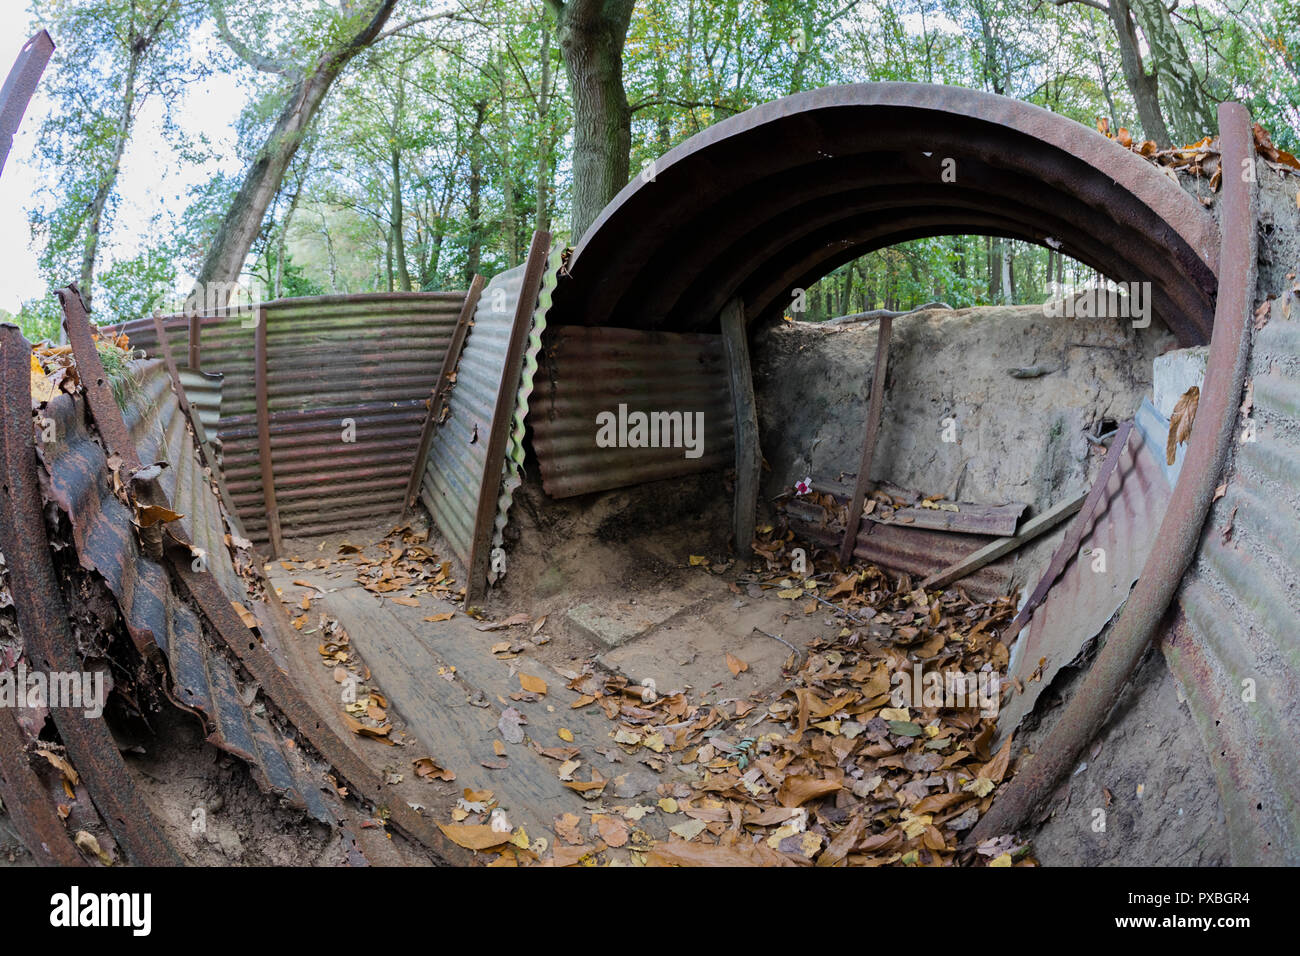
737, 209, 1185, 338
552, 83, 1220, 343
970, 101, 1257, 844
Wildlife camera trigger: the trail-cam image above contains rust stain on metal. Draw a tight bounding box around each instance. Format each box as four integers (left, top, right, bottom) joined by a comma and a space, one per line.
555, 83, 1219, 346
406, 274, 483, 509
55, 293, 472, 861
1164, 290, 1300, 864
254, 305, 284, 556
122, 292, 468, 545
1, 324, 181, 866
1003, 421, 1135, 642
996, 419, 1171, 743
466, 230, 552, 604
0, 31, 53, 176
783, 494, 1015, 603
972, 100, 1258, 845
529, 325, 735, 498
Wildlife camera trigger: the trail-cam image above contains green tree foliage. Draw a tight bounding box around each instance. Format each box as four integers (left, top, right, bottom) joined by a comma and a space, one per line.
18, 0, 1300, 325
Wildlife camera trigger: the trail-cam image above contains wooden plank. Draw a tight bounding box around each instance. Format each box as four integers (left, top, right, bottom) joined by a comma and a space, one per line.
870, 500, 1028, 536
720, 297, 761, 555
466, 230, 551, 606
314, 586, 583, 831
838, 315, 893, 565
253, 304, 283, 558
1002, 421, 1134, 639
405, 274, 484, 510
920, 490, 1088, 591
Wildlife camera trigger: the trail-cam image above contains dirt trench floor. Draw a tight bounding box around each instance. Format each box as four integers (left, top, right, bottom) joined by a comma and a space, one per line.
258, 472, 1038, 867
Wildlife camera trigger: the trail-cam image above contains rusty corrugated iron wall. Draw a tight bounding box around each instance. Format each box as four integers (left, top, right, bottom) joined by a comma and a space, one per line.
1164, 291, 1300, 865
418, 267, 527, 568
529, 326, 736, 498
122, 292, 467, 546
996, 412, 1172, 742
38, 360, 332, 820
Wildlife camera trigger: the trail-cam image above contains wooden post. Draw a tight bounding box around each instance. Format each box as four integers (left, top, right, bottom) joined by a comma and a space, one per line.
405, 274, 484, 510
838, 315, 893, 566
720, 297, 761, 556
254, 304, 283, 558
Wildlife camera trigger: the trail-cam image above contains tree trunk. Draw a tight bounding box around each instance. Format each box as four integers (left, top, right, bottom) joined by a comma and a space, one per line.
465, 99, 487, 283
390, 148, 411, 291
534, 28, 554, 235
80, 46, 141, 307
194, 0, 398, 298
1127, 0, 1215, 144
1103, 0, 1172, 147
549, 0, 636, 241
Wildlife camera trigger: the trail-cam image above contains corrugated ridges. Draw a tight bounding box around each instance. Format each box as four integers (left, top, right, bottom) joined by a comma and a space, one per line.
421, 268, 525, 567
529, 325, 736, 498
38, 367, 332, 823
121, 293, 466, 545
997, 423, 1171, 742
494, 244, 563, 550
1167, 292, 1300, 864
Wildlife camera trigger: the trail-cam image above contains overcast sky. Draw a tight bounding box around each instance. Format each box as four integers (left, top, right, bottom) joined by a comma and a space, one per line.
0, 6, 245, 313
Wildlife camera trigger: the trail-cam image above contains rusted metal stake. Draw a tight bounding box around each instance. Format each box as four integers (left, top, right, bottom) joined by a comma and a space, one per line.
0, 31, 53, 177
838, 315, 893, 566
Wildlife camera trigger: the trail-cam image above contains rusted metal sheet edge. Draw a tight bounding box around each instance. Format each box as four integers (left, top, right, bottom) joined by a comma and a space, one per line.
467, 231, 552, 605
56, 295, 471, 864
2, 322, 180, 866
406, 277, 481, 509
254, 306, 283, 557
492, 242, 564, 563
1002, 420, 1134, 641
970, 100, 1258, 845
0, 31, 54, 176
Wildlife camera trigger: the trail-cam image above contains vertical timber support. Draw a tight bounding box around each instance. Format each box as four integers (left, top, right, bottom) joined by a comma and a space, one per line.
720, 297, 760, 556
254, 304, 283, 558
838, 315, 893, 566
405, 274, 484, 510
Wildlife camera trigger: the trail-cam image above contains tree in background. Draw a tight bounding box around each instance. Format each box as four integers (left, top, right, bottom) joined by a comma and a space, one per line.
27, 0, 200, 311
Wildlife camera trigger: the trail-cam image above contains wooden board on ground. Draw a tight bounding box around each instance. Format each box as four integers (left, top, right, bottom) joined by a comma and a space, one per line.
280, 574, 588, 838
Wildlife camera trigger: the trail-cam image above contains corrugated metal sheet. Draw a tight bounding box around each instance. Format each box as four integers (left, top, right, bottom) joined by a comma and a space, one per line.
122, 292, 466, 544
530, 325, 736, 497
496, 244, 563, 548
781, 494, 1015, 602
420, 267, 526, 567
38, 361, 332, 821
997, 417, 1171, 742
1165, 294, 1300, 864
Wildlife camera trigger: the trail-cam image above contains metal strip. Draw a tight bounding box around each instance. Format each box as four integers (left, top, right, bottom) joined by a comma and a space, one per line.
0, 31, 53, 176
466, 230, 550, 604
254, 306, 283, 556
405, 274, 482, 510
839, 315, 893, 565
972, 100, 1258, 843
1002, 420, 1134, 640
6, 320, 180, 866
